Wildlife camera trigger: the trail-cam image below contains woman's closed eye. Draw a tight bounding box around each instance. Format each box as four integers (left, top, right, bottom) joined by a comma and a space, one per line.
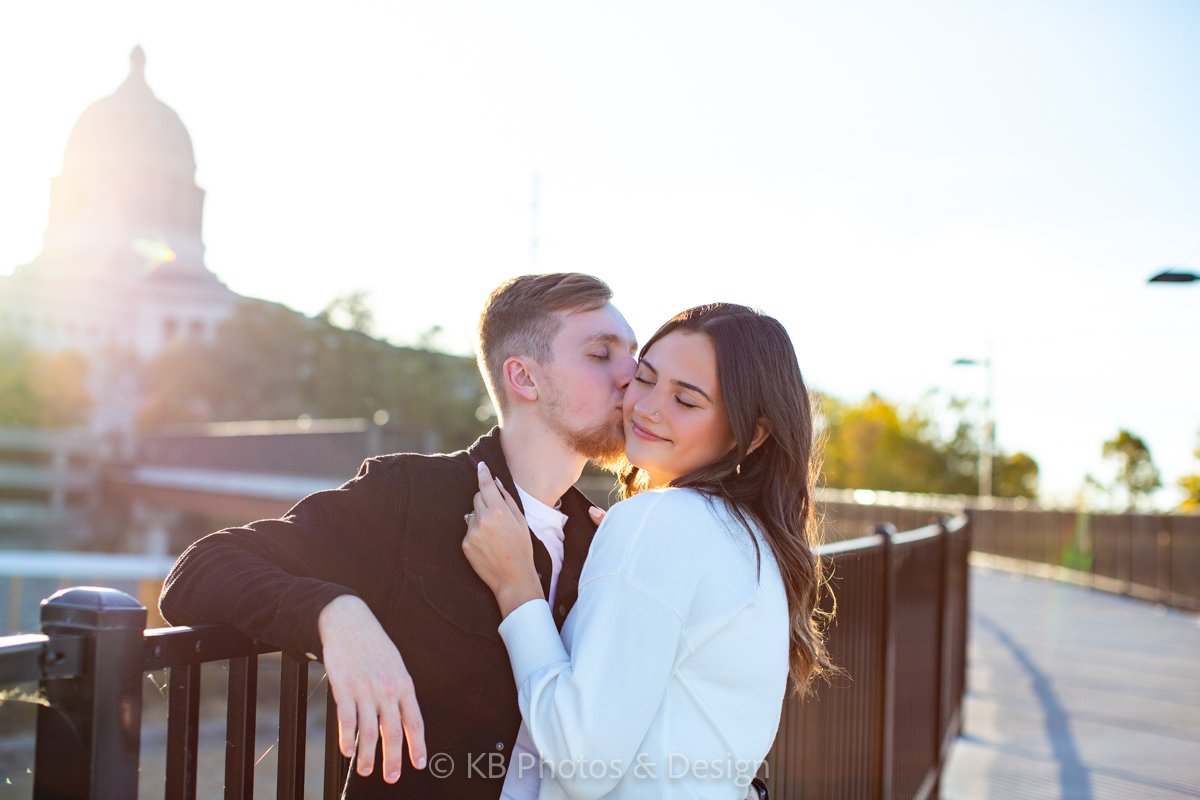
675, 395, 699, 409
634, 374, 655, 385
590, 350, 610, 361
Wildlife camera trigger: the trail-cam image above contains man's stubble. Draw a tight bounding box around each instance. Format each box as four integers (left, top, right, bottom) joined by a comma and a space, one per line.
543, 381, 627, 473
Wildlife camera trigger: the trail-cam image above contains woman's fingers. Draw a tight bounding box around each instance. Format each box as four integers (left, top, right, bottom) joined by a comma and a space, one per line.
476, 462, 506, 509
495, 478, 523, 518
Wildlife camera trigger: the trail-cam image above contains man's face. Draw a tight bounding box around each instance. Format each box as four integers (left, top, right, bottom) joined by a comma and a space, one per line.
538, 303, 638, 466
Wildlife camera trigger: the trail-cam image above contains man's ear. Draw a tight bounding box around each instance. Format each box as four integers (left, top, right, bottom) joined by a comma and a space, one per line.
502, 356, 539, 403
747, 420, 770, 455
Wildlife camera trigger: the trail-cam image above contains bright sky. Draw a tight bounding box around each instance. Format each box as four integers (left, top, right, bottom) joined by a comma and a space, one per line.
1, 1, 1197, 506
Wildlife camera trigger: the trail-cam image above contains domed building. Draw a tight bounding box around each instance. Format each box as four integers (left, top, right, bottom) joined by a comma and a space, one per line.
0, 47, 242, 430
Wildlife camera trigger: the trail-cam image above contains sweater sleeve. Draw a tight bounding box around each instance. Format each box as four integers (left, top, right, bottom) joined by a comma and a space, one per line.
158, 456, 406, 659
497, 496, 688, 799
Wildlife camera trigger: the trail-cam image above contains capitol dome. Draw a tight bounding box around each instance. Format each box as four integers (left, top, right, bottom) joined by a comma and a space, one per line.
61, 46, 197, 181
35, 46, 210, 278
1, 46, 240, 378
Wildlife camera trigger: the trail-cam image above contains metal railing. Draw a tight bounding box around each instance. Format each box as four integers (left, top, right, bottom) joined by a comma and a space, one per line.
762, 514, 970, 800
967, 507, 1199, 611
819, 493, 1200, 613
0, 514, 969, 799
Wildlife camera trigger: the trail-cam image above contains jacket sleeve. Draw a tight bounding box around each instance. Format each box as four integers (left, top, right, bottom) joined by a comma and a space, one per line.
158, 456, 407, 659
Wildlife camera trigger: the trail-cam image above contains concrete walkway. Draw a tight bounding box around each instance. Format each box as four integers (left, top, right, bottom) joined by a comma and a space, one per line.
941, 564, 1200, 799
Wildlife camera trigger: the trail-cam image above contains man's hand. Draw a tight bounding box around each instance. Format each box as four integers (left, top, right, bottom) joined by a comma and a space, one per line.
318, 595, 427, 783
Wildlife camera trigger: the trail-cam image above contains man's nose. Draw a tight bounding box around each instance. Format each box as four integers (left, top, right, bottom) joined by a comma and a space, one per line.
615, 354, 637, 388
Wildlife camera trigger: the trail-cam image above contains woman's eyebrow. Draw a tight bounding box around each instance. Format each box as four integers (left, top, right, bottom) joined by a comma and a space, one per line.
673, 379, 713, 403
641, 358, 713, 402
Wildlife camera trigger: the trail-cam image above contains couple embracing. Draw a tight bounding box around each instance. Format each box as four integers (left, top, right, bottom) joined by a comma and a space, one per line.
160, 273, 833, 799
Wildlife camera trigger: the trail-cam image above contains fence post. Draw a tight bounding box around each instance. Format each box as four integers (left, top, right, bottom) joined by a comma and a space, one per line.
960, 511, 973, 736
1159, 519, 1172, 607
33, 586, 147, 800
932, 516, 953, 797
874, 523, 896, 800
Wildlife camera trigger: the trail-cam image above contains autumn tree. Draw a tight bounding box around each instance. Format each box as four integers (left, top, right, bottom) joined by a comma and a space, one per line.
817, 391, 1038, 498
0, 337, 92, 428
1101, 429, 1161, 510
1177, 432, 1200, 511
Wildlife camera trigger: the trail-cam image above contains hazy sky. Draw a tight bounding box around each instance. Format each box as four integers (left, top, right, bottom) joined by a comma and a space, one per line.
1, 0, 1197, 505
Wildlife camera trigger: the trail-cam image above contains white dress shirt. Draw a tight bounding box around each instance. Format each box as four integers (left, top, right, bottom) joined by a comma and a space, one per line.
501, 485, 569, 800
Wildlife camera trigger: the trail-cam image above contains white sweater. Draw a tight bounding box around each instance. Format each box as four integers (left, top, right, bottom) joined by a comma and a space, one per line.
498, 487, 790, 799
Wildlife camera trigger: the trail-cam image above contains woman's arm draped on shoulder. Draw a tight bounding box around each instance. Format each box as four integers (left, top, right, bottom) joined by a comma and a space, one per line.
497, 494, 688, 799
159, 457, 406, 659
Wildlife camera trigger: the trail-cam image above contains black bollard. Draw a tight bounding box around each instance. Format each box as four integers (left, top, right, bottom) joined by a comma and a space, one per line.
33, 586, 147, 800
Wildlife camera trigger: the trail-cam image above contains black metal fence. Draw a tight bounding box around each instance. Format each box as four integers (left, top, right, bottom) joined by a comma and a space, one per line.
762, 514, 970, 800
0, 514, 969, 799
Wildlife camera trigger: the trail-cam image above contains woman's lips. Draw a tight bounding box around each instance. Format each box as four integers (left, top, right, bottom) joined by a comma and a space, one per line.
631, 421, 668, 442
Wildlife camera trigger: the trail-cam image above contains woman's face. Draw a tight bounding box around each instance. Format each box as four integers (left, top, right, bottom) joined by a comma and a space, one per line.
623, 330, 736, 488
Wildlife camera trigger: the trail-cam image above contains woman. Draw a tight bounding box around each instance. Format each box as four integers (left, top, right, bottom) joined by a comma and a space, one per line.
463, 303, 833, 799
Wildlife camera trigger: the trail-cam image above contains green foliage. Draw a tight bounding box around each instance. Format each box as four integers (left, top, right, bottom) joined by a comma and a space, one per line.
1101, 429, 1161, 510
817, 391, 1038, 497
0, 337, 92, 428
139, 300, 493, 450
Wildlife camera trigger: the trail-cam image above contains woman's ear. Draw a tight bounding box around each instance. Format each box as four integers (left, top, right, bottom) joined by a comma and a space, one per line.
747, 420, 770, 455
502, 357, 539, 403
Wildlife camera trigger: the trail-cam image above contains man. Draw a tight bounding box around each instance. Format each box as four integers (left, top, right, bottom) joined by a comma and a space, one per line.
160, 273, 638, 798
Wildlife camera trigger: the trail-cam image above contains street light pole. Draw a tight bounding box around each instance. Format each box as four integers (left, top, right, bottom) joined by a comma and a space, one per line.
953, 356, 994, 498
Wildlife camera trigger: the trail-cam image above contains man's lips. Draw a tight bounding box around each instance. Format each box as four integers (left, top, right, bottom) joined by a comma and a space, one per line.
630, 421, 669, 443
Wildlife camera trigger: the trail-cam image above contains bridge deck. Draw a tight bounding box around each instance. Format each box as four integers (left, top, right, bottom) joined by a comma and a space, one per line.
942, 564, 1200, 799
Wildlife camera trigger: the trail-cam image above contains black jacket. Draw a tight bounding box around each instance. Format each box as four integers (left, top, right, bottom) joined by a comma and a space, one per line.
159, 428, 600, 798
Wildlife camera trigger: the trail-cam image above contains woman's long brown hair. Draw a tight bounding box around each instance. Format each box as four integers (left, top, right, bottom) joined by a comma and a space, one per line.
618, 303, 835, 695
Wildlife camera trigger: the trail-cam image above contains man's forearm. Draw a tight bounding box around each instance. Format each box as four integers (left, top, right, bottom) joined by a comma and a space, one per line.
160, 528, 357, 658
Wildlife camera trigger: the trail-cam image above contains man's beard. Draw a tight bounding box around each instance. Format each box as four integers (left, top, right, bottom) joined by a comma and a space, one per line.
544, 387, 626, 471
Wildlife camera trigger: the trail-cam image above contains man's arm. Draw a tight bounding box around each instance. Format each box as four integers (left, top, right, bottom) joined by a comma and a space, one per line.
159, 456, 426, 781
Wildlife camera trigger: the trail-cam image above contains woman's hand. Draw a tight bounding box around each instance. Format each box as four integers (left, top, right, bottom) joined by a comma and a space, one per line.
461, 461, 544, 617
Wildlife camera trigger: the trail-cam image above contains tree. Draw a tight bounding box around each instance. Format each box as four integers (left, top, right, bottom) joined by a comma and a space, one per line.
139, 299, 492, 450
817, 391, 1038, 498
994, 451, 1040, 498
1101, 429, 1161, 510
1178, 432, 1200, 512
0, 337, 92, 428
319, 290, 376, 336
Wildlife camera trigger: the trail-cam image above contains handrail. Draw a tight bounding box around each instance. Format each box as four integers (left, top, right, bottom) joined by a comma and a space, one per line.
0, 514, 970, 800
143, 624, 276, 671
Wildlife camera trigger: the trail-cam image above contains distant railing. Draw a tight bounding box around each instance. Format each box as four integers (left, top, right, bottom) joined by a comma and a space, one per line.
818, 492, 1200, 613
0, 514, 969, 799
967, 508, 1199, 611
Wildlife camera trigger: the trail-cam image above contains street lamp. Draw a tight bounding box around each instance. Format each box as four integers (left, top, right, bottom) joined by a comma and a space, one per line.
1148, 268, 1198, 284
952, 356, 993, 498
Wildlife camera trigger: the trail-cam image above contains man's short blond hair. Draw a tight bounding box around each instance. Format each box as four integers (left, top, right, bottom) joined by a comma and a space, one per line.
477, 273, 613, 413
